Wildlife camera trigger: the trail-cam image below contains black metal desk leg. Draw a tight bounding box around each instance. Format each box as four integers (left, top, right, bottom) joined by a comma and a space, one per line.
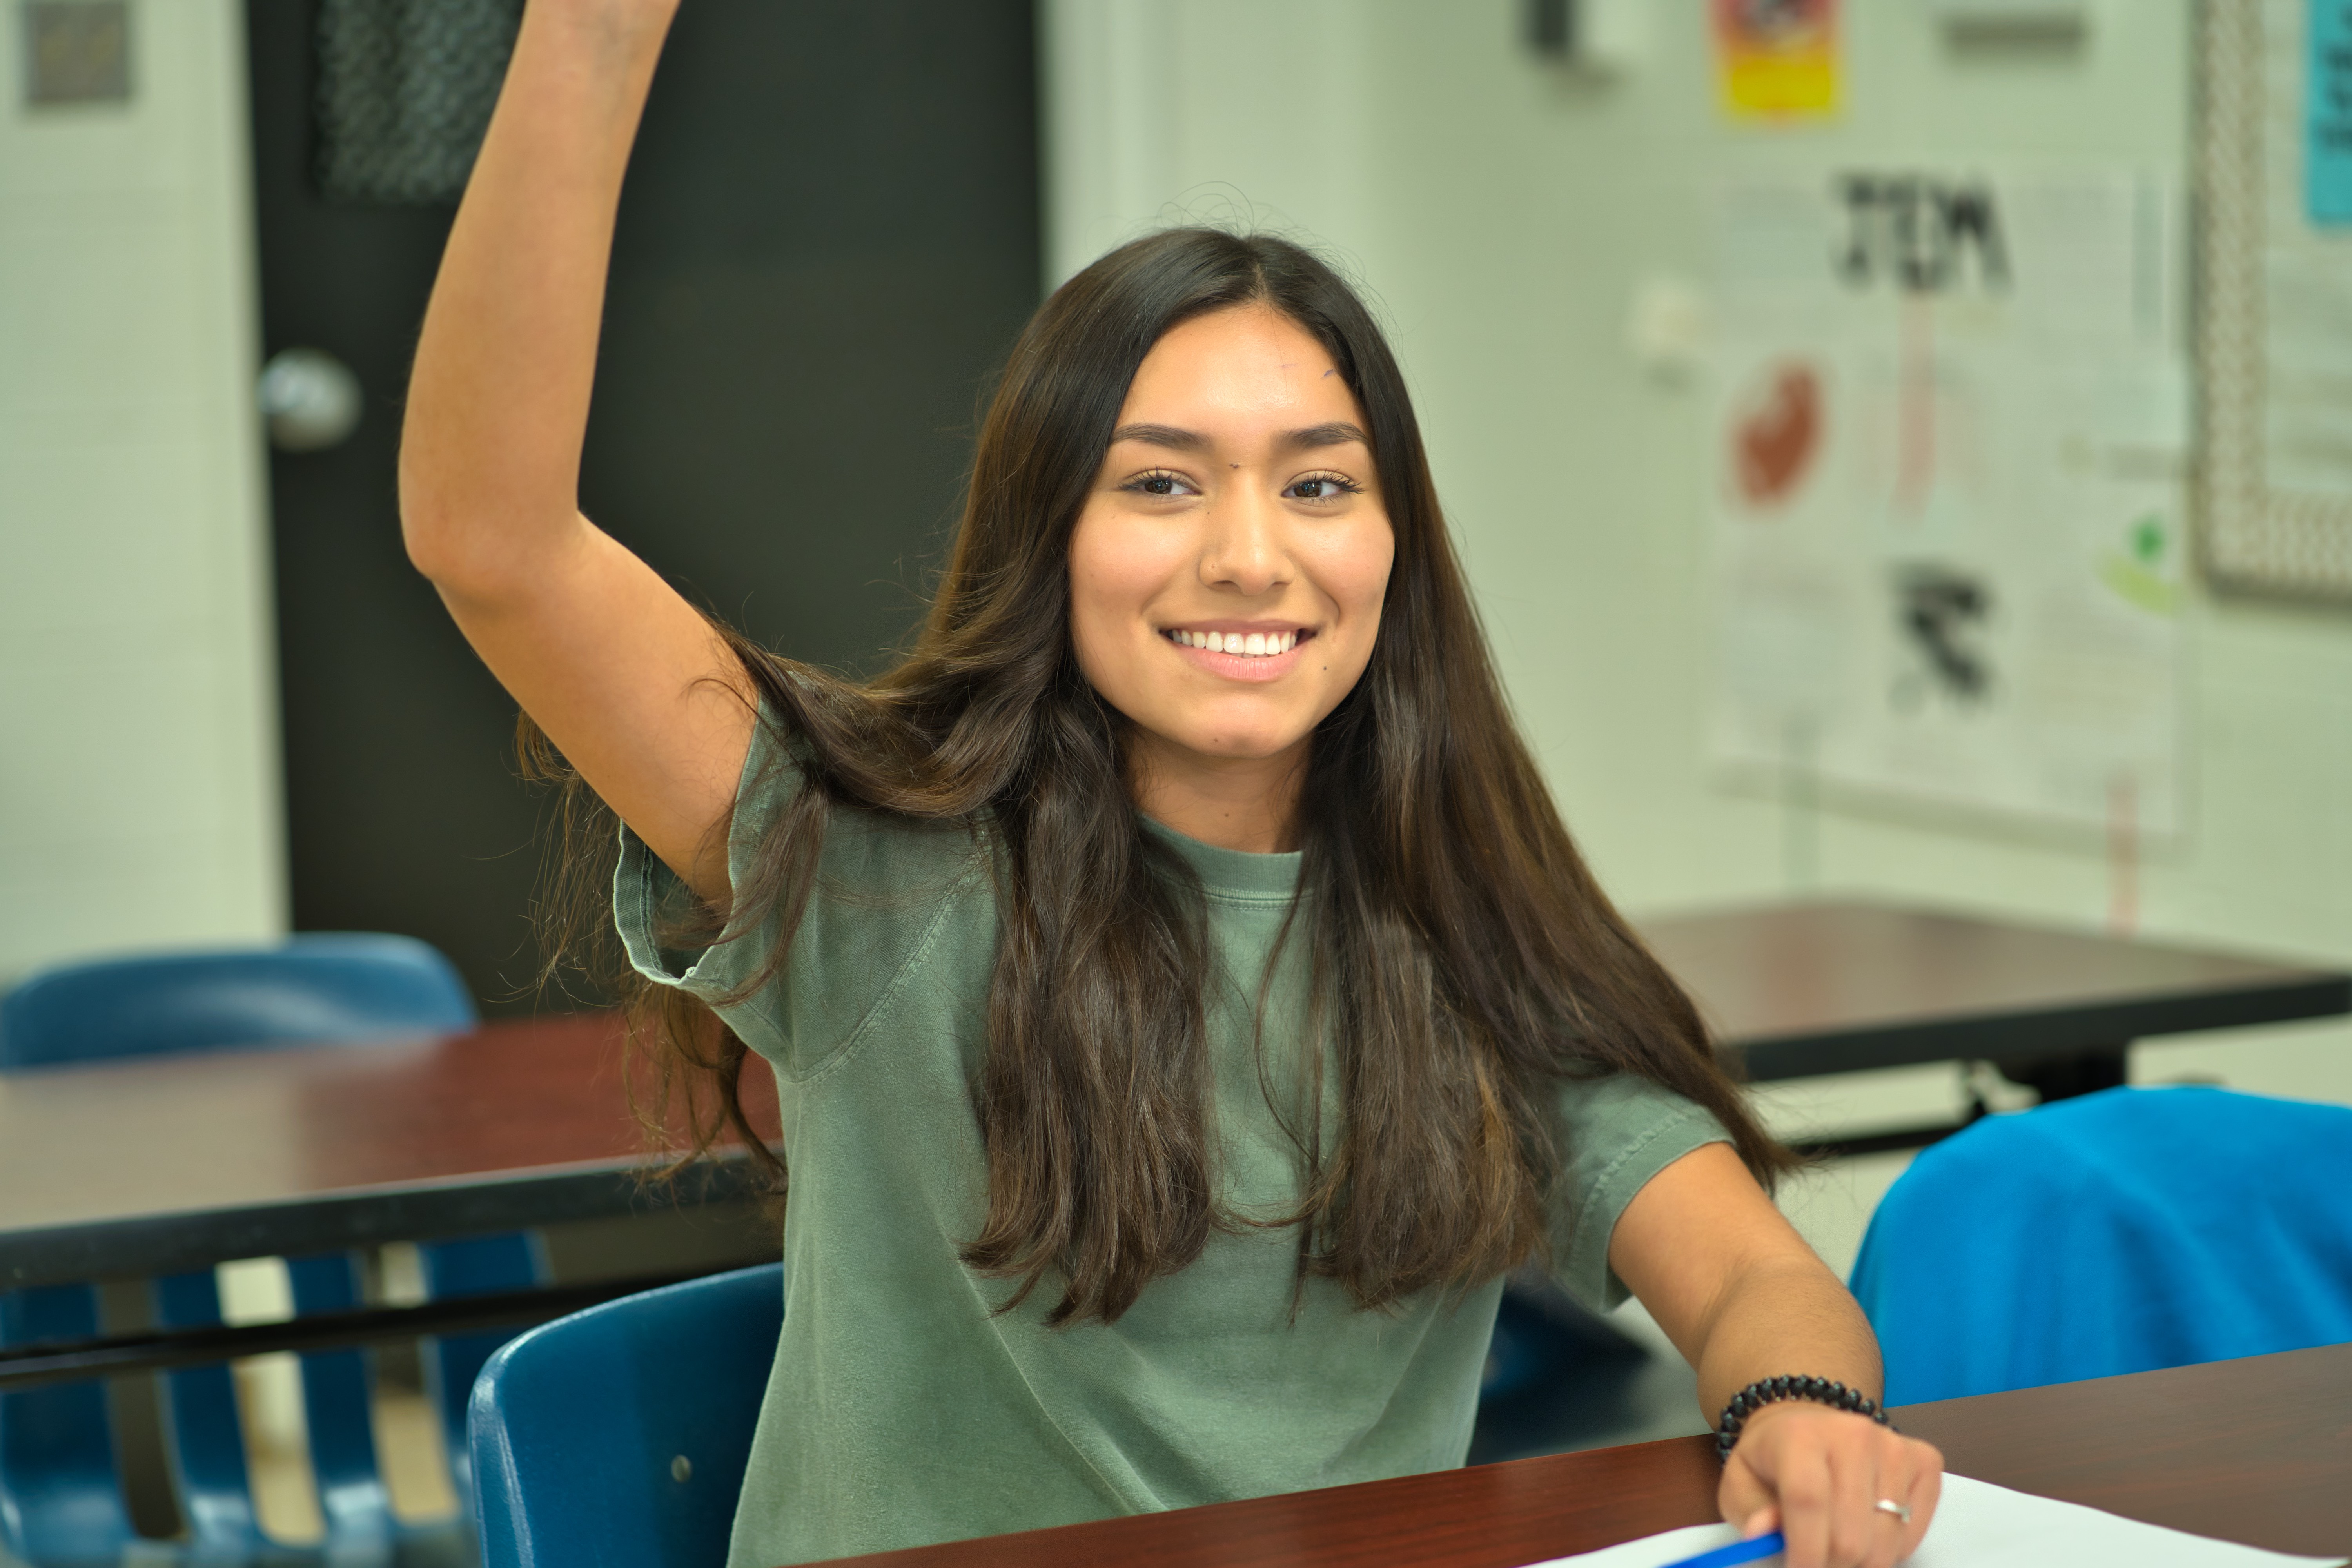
1992, 1045, 2131, 1102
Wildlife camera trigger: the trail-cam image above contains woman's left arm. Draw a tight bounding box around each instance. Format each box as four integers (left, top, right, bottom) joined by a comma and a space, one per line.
1608, 1142, 1943, 1568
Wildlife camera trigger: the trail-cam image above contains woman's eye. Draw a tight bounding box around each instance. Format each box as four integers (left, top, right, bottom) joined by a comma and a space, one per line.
1286, 474, 1361, 501
1123, 471, 1194, 498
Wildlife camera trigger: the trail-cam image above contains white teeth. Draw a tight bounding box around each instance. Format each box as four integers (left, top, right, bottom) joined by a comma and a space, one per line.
1172, 629, 1302, 656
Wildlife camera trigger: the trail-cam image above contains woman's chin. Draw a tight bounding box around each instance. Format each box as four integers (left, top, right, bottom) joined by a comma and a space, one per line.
1149, 724, 1315, 768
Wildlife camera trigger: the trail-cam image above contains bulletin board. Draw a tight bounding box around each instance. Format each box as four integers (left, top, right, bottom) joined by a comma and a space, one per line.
2198, 0, 2352, 599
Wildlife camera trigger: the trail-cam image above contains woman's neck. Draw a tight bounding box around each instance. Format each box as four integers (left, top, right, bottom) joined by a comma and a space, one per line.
1126, 731, 1309, 854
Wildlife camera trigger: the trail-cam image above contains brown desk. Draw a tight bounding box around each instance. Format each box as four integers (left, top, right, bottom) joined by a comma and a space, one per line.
816, 1342, 2352, 1567
1644, 900, 2351, 1093
0, 902, 2342, 1375
0, 1013, 778, 1291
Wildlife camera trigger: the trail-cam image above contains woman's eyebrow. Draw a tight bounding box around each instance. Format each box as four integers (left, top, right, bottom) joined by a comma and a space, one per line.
1109, 422, 1208, 452
1107, 421, 1370, 453
1279, 421, 1370, 451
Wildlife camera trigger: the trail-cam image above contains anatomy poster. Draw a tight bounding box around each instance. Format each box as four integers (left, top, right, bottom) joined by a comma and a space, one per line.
1707, 169, 2187, 835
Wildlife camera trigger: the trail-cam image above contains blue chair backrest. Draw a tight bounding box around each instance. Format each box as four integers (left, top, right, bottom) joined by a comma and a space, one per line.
150, 1269, 270, 1557
471, 1264, 784, 1568
0, 931, 477, 1068
0, 1286, 142, 1565
1851, 1085, 2352, 1406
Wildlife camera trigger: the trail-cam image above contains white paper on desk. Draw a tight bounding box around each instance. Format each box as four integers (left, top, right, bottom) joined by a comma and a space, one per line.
1524, 1474, 2347, 1568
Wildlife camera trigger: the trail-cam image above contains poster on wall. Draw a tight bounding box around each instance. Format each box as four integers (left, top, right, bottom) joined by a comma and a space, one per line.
1711, 0, 1840, 122
1707, 168, 2188, 837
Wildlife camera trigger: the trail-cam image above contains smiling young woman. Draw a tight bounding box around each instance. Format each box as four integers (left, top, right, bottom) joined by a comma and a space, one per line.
1070, 305, 1395, 849
397, 6, 1942, 1568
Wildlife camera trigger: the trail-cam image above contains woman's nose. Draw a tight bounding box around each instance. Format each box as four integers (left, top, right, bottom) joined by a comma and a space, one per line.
1198, 486, 1289, 595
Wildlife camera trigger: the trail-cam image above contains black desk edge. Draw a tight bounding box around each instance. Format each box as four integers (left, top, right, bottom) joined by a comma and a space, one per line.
1731, 971, 2352, 1082
0, 1155, 772, 1291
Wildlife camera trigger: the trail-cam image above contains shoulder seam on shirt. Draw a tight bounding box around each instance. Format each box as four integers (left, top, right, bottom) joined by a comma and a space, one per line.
787, 846, 989, 1088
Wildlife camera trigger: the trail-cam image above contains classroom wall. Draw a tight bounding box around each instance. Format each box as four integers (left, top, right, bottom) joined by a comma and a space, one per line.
0, 0, 284, 983
1043, 0, 2352, 1267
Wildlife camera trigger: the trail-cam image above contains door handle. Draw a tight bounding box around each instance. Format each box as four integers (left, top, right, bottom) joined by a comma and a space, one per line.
258, 347, 363, 452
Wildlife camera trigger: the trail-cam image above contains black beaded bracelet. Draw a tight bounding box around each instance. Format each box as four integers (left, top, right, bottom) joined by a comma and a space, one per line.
1714, 1374, 1894, 1463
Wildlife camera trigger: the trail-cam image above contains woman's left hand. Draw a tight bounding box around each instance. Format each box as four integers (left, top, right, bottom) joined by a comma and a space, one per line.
1717, 1400, 1942, 1568
1606, 1143, 1945, 1564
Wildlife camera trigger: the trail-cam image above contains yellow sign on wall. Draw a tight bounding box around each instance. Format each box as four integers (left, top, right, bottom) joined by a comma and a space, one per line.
1712, 0, 1841, 122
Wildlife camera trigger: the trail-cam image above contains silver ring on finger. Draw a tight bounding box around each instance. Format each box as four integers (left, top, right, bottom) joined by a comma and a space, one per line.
1873, 1498, 1913, 1525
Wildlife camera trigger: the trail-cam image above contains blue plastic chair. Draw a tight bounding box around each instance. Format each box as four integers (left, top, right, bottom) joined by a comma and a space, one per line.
470, 1264, 784, 1568
0, 935, 540, 1565
1850, 1085, 2352, 1406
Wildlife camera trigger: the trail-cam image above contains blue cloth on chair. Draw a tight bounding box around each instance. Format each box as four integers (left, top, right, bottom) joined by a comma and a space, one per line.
1850, 1085, 2352, 1406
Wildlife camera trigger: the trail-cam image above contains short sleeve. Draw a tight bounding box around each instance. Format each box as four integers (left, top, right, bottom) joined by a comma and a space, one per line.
612, 711, 800, 1061
610, 703, 991, 1077
1547, 1070, 1732, 1312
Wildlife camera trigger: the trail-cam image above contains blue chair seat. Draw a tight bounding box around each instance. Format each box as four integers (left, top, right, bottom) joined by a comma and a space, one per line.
470, 1264, 784, 1568
1850, 1085, 2352, 1406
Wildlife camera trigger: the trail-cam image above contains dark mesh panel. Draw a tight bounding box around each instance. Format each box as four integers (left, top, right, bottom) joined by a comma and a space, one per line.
314, 0, 523, 204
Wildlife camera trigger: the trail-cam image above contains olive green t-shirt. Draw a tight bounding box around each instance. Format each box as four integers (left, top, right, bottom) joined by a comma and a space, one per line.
613, 721, 1728, 1568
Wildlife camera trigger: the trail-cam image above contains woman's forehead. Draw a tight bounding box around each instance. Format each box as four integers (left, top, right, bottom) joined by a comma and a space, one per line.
1118, 306, 1362, 436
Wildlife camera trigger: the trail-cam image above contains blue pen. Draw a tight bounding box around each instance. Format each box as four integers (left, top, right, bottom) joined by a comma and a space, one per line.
1653, 1530, 1785, 1568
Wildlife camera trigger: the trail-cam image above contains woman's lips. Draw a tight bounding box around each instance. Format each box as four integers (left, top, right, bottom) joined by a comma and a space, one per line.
1161, 626, 1313, 683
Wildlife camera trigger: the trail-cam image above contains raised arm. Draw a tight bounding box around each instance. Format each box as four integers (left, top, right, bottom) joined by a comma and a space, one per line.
400, 0, 752, 903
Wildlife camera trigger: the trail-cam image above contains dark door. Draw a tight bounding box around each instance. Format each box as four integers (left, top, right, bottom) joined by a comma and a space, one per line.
246, 2, 1040, 1011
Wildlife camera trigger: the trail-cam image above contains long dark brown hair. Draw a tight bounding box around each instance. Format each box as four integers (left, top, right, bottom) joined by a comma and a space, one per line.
530, 227, 1793, 1326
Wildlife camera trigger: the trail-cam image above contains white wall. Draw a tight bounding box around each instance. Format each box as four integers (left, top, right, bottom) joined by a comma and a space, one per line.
0, 0, 283, 983
1042, 0, 1375, 285
1043, 0, 2352, 1268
